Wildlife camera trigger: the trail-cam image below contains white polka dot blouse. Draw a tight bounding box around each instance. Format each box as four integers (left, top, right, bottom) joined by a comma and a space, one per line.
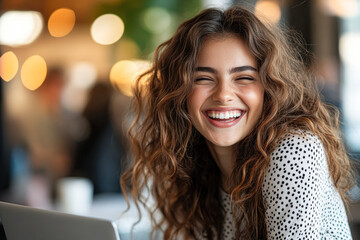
219, 132, 353, 240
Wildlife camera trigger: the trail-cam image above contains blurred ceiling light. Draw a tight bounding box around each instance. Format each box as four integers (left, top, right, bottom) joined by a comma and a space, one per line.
318, 0, 358, 18
21, 55, 47, 91
91, 14, 124, 45
0, 11, 43, 46
142, 7, 172, 34
48, 8, 76, 37
339, 32, 360, 67
0, 51, 19, 82
110, 60, 151, 96
255, 0, 282, 24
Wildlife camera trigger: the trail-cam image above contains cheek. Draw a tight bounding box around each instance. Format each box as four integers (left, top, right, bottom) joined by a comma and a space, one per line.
243, 86, 264, 115
187, 89, 204, 115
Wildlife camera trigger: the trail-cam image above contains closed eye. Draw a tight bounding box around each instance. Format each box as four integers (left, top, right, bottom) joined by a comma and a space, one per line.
235, 77, 254, 81
194, 77, 213, 82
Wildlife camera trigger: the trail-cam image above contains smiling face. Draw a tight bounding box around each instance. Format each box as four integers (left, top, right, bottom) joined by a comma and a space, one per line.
187, 36, 264, 151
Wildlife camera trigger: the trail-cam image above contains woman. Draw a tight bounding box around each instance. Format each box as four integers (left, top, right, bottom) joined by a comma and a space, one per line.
121, 6, 354, 239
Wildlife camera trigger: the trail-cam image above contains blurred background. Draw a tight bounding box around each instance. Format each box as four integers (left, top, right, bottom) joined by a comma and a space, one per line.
0, 0, 359, 238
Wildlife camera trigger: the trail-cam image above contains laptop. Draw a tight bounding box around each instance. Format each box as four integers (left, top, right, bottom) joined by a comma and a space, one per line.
0, 201, 120, 240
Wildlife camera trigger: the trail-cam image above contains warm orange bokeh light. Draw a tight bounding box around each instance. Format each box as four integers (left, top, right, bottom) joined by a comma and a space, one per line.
0, 51, 19, 82
48, 8, 76, 37
21, 55, 48, 91
110, 60, 138, 96
255, 0, 282, 24
109, 60, 151, 96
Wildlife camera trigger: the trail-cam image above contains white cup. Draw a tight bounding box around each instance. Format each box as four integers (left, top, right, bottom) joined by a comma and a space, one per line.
57, 177, 93, 215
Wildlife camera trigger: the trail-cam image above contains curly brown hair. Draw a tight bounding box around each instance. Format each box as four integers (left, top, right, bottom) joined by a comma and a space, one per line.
121, 6, 354, 240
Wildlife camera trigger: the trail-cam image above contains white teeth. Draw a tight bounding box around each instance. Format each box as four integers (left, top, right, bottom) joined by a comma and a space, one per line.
225, 112, 230, 119
207, 110, 242, 120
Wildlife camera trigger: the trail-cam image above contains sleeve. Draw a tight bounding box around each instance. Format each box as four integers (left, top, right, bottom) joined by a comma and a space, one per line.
262, 133, 325, 240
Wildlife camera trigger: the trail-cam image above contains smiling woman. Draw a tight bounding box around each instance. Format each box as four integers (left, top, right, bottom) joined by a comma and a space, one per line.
188, 36, 264, 150
121, 5, 354, 240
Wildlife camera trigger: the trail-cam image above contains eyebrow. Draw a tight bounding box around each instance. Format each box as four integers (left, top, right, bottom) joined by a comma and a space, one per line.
195, 66, 257, 74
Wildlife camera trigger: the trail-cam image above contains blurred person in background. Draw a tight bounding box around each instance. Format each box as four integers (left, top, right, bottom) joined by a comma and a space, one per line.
4, 67, 72, 206
121, 5, 354, 240
29, 67, 72, 179
71, 81, 131, 194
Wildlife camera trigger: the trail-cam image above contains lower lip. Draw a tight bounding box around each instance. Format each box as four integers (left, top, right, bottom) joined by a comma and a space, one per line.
203, 112, 244, 128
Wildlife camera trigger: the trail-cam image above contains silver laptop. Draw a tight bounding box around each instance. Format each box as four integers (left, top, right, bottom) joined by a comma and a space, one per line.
0, 201, 120, 240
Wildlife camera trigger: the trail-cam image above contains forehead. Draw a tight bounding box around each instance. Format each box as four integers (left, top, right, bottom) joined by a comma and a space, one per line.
196, 35, 256, 68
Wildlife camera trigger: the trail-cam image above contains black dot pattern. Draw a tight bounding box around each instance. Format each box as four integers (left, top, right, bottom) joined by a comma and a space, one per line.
217, 132, 352, 240
263, 132, 352, 239
220, 190, 236, 240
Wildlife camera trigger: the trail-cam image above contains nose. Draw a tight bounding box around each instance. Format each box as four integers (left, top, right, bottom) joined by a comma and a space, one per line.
212, 79, 235, 103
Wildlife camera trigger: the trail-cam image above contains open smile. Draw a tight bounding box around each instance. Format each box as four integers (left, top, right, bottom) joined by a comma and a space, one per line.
203, 109, 246, 128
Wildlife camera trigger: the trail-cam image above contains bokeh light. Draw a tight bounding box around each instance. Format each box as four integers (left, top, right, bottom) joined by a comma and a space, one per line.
255, 0, 282, 24
91, 14, 124, 45
0, 11, 43, 46
48, 8, 76, 37
21, 55, 47, 91
339, 33, 360, 67
318, 0, 358, 18
142, 7, 172, 33
0, 51, 19, 82
109, 60, 151, 96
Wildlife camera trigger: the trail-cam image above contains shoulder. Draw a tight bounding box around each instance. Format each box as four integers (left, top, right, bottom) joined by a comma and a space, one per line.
262, 130, 328, 198
261, 133, 352, 239
268, 130, 325, 169
273, 130, 324, 156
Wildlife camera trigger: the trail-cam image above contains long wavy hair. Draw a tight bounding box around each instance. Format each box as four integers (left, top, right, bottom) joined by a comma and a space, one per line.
121, 6, 353, 239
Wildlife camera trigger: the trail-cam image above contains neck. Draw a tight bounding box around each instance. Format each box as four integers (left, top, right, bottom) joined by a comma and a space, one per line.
206, 141, 236, 193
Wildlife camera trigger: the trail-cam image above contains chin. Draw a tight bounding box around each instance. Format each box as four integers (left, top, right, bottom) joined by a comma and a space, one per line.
209, 139, 240, 148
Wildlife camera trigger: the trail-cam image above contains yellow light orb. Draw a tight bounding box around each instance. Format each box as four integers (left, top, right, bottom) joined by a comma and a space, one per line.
48, 8, 76, 37
0, 51, 19, 82
91, 14, 124, 45
21, 55, 47, 91
255, 0, 282, 24
110, 60, 137, 96
109, 60, 151, 96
